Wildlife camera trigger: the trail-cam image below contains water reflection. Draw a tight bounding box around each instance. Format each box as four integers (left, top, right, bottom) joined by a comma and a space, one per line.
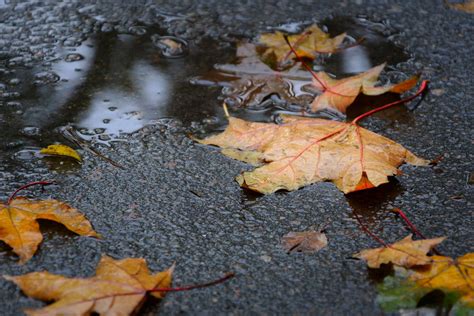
78, 60, 170, 138
346, 180, 404, 225
339, 46, 371, 74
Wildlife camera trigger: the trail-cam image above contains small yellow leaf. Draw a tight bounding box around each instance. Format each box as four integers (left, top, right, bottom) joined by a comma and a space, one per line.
40, 144, 81, 162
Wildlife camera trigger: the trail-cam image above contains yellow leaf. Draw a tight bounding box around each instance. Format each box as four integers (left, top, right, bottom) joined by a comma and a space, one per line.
4, 255, 173, 316
259, 24, 346, 66
409, 253, 474, 294
40, 144, 81, 162
311, 64, 420, 113
449, 0, 474, 13
353, 235, 445, 268
197, 115, 429, 194
0, 197, 99, 263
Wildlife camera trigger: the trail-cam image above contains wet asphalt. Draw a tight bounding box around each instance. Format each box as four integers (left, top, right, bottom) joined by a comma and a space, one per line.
0, 1, 473, 315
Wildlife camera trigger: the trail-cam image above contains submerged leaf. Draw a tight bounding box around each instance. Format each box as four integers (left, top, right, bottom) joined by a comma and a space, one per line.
197, 115, 429, 194
4, 255, 173, 316
40, 144, 81, 162
281, 231, 328, 253
311, 64, 419, 113
195, 42, 314, 109
354, 235, 445, 268
0, 197, 98, 263
258, 24, 346, 67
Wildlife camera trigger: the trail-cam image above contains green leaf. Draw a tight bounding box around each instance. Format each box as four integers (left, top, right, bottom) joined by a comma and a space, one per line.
376, 276, 430, 312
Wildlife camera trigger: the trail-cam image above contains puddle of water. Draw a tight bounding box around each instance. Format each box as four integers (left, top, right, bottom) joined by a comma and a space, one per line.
0, 16, 414, 176
192, 16, 412, 123
0, 26, 233, 169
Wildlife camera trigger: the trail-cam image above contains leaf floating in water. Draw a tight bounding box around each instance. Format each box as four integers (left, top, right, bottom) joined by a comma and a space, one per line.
40, 144, 81, 162
258, 24, 346, 68
310, 63, 420, 114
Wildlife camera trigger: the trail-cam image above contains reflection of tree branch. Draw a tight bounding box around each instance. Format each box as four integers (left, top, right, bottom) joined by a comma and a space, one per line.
43, 32, 125, 131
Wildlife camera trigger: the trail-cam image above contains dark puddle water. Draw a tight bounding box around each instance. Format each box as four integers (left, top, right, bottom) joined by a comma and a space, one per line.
192, 16, 413, 124
0, 26, 232, 168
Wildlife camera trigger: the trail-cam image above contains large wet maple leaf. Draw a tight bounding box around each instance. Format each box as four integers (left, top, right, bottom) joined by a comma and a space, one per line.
197, 115, 429, 194
310, 63, 420, 113
4, 255, 173, 316
0, 197, 98, 263
353, 235, 445, 268
258, 24, 346, 67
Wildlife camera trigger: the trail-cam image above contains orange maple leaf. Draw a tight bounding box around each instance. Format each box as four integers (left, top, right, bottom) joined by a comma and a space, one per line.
0, 197, 98, 263
311, 63, 419, 113
197, 114, 429, 194
4, 255, 173, 316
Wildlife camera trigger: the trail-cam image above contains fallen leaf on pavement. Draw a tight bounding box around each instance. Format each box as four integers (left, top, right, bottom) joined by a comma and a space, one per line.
258, 24, 346, 67
0, 197, 98, 263
197, 115, 429, 194
4, 255, 173, 315
449, 0, 474, 13
311, 63, 419, 113
353, 235, 445, 268
409, 254, 474, 294
40, 144, 81, 162
281, 231, 328, 253
375, 253, 474, 313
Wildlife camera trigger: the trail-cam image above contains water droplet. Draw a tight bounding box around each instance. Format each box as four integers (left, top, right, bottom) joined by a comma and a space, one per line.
34, 71, 60, 85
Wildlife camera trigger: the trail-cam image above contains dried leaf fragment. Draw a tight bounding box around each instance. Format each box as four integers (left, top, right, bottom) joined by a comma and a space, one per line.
281, 231, 328, 253
0, 197, 98, 263
259, 24, 346, 66
311, 64, 420, 113
4, 255, 173, 316
197, 115, 429, 194
353, 235, 445, 268
40, 144, 81, 161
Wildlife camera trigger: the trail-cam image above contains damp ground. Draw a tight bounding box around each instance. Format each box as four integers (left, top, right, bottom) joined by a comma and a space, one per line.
0, 1, 473, 315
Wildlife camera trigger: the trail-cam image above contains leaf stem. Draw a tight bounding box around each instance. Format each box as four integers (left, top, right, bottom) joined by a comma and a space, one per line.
352, 209, 388, 247
391, 208, 442, 255
351, 80, 428, 125
283, 35, 357, 98
391, 208, 426, 239
7, 181, 54, 205
148, 272, 235, 293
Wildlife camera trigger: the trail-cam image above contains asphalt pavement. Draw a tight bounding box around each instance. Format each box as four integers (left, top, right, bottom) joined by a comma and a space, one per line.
0, 1, 473, 315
